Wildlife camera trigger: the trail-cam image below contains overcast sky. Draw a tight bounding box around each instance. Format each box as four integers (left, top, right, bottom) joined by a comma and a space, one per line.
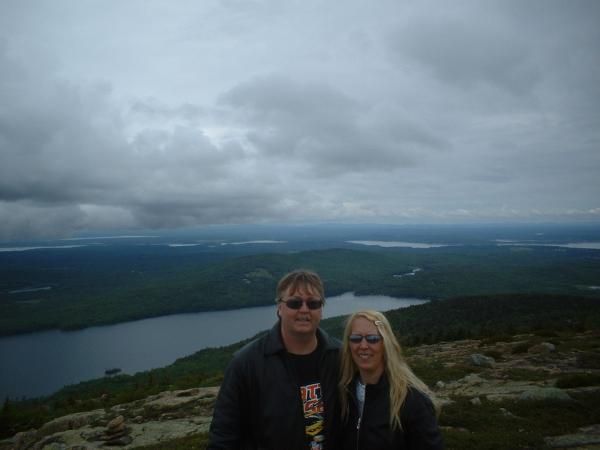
1, 0, 599, 240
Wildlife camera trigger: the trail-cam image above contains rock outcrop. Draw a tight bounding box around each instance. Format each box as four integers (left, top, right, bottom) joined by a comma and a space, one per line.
0, 387, 218, 450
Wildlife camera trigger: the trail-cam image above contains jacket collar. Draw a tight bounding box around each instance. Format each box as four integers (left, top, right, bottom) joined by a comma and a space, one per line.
354, 369, 389, 390
264, 321, 340, 356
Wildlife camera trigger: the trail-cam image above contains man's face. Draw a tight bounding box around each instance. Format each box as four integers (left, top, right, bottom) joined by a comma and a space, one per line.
277, 284, 323, 339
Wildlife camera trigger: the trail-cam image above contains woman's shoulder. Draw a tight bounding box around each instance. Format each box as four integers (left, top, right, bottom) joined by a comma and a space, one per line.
403, 386, 436, 414
402, 387, 444, 448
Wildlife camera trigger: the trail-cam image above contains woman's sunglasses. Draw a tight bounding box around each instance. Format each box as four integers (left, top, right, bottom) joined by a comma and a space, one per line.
280, 298, 324, 310
349, 334, 382, 344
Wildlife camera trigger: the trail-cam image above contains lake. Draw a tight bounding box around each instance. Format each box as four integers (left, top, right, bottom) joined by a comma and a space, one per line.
0, 293, 426, 400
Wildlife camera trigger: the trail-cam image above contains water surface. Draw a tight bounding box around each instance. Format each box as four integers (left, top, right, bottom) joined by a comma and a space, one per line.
0, 293, 426, 400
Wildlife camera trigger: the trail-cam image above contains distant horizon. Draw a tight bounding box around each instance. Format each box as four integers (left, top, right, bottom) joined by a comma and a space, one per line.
2, 221, 600, 245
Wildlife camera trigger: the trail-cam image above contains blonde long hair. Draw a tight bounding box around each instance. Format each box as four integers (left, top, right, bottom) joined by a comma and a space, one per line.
338, 310, 439, 430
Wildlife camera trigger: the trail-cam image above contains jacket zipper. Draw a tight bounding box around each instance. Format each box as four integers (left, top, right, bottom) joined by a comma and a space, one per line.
355, 380, 367, 450
355, 415, 362, 450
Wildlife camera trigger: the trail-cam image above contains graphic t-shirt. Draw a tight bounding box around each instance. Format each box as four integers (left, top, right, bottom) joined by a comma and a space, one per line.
286, 348, 326, 450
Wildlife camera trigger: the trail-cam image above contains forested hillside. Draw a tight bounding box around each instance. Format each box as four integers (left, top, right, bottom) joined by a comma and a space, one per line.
2, 245, 600, 335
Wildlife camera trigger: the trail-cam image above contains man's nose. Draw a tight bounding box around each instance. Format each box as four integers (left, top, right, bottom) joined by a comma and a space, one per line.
298, 299, 310, 311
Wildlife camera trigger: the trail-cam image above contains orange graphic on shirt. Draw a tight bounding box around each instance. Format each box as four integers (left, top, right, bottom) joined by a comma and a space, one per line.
301, 382, 325, 439
301, 383, 324, 416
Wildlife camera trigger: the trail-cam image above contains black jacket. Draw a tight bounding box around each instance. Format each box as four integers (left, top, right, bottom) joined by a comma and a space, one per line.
208, 322, 341, 450
340, 373, 444, 450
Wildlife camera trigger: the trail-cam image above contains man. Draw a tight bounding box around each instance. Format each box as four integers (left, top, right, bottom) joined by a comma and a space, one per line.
208, 269, 341, 450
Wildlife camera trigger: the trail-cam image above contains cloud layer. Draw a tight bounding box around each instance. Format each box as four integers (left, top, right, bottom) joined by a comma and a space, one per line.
1, 0, 599, 239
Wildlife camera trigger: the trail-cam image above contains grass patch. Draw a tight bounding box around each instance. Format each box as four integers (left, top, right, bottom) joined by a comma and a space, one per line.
135, 432, 209, 449
479, 334, 516, 346
409, 359, 474, 386
556, 373, 600, 388
500, 368, 551, 382
482, 350, 503, 361
440, 391, 600, 449
511, 342, 532, 354
556, 334, 600, 352
532, 328, 560, 338
576, 351, 600, 369
440, 398, 542, 450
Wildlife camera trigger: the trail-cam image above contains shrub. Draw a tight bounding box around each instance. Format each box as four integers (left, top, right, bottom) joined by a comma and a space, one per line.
480, 334, 514, 346
556, 373, 600, 389
576, 352, 600, 369
483, 350, 503, 361
511, 342, 531, 354
135, 432, 209, 449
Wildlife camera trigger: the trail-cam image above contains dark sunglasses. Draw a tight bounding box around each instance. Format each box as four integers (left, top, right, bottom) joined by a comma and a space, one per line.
280, 298, 323, 310
349, 334, 382, 344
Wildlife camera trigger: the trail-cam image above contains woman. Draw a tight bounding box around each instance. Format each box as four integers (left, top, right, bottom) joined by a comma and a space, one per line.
338, 310, 443, 449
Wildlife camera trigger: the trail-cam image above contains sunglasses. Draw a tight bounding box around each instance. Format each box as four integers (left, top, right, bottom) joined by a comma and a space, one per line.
349, 334, 382, 344
280, 298, 324, 310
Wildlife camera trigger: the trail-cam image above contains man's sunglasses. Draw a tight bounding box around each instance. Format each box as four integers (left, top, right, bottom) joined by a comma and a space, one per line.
280, 298, 323, 310
349, 334, 383, 344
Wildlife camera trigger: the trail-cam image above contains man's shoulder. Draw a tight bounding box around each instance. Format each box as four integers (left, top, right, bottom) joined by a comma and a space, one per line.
233, 331, 269, 360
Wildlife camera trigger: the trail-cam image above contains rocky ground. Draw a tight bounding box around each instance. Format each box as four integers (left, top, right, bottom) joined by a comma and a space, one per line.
1, 331, 598, 449
0, 387, 218, 450
412, 331, 600, 449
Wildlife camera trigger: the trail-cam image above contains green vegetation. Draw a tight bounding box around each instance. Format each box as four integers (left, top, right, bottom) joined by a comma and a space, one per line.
556, 373, 600, 388
382, 293, 600, 346
2, 293, 599, 449
441, 393, 600, 450
407, 358, 477, 385
2, 245, 600, 335
135, 433, 210, 449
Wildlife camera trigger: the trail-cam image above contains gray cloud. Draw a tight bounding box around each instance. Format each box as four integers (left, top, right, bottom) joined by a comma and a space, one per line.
219, 75, 446, 174
389, 19, 540, 95
130, 99, 205, 122
0, 0, 598, 240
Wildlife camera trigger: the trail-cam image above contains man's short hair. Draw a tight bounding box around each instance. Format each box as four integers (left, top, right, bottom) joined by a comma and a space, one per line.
275, 269, 325, 303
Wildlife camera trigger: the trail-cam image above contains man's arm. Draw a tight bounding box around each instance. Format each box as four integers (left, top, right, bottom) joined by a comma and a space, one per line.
208, 356, 248, 450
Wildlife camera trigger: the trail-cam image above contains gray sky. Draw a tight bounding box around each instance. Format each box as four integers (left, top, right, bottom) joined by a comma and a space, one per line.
1, 0, 599, 240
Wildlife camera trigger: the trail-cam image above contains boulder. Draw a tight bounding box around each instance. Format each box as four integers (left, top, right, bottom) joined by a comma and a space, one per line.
107, 415, 125, 430
461, 373, 485, 385
12, 430, 37, 449
469, 353, 495, 368
519, 387, 572, 401
499, 407, 517, 418
37, 409, 104, 437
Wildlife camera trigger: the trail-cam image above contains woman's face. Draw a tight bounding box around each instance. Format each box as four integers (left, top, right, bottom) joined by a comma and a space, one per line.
349, 316, 385, 379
